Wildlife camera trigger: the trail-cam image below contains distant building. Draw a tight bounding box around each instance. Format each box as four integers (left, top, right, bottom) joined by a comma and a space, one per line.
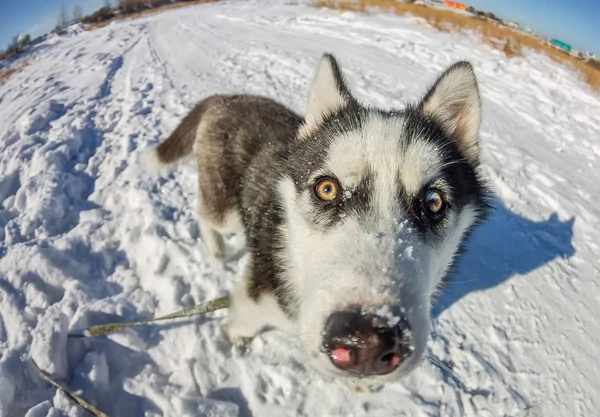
551, 39, 572, 52
522, 26, 534, 35
442, 1, 468, 11
503, 20, 520, 30
485, 12, 500, 21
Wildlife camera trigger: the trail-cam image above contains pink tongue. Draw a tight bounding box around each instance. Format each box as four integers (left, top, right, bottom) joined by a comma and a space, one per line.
390, 354, 401, 368
331, 347, 352, 365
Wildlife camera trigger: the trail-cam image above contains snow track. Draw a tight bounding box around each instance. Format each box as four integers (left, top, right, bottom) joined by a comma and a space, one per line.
0, 2, 599, 416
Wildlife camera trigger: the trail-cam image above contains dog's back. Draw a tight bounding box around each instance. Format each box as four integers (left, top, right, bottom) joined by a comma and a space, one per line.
153, 94, 303, 258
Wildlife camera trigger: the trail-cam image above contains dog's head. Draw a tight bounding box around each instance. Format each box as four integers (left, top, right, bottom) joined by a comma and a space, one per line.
276, 54, 489, 382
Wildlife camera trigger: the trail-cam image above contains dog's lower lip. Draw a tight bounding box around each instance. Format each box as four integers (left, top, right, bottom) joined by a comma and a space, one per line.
331, 347, 352, 366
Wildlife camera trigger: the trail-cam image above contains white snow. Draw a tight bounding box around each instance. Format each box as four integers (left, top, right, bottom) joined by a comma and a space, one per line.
30, 306, 69, 378
0, 1, 599, 416
374, 305, 401, 328
0, 374, 16, 417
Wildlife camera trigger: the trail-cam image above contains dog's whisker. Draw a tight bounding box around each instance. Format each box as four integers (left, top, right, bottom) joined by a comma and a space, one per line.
435, 158, 468, 169
447, 277, 479, 284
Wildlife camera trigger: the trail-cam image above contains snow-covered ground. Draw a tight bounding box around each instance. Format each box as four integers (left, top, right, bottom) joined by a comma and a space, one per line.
1, 1, 599, 416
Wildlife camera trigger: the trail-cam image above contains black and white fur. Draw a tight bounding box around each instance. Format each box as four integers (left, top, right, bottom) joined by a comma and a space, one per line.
150, 54, 490, 383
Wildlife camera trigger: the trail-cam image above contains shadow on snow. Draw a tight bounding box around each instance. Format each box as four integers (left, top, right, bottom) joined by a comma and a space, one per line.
432, 197, 575, 319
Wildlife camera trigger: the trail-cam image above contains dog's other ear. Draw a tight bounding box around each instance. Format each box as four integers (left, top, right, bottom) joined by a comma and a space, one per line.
304, 54, 354, 134
419, 62, 481, 163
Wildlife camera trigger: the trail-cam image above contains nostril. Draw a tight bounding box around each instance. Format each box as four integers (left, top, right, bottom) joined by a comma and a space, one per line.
380, 352, 402, 369
380, 352, 395, 363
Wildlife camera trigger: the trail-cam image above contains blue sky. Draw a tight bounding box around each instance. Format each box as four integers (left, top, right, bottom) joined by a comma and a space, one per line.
466, 0, 599, 55
0, 0, 598, 54
0, 0, 106, 48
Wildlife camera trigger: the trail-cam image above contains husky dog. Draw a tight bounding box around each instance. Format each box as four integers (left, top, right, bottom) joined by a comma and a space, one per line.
151, 54, 489, 383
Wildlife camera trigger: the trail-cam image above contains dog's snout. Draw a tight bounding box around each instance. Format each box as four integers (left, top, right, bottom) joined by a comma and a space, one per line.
322, 310, 411, 376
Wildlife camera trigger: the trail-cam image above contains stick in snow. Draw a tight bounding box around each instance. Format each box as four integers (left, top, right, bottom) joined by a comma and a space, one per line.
31, 358, 110, 417
69, 296, 231, 338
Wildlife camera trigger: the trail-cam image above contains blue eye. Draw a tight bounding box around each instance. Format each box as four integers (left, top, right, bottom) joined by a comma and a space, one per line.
423, 190, 445, 214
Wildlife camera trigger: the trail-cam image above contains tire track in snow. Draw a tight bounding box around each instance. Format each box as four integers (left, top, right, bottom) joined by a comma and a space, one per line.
97, 56, 124, 99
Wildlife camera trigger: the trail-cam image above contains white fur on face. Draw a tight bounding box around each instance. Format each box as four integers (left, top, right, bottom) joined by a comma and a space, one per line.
277, 112, 479, 381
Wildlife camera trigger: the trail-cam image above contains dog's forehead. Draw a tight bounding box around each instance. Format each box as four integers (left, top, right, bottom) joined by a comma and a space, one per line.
325, 112, 444, 195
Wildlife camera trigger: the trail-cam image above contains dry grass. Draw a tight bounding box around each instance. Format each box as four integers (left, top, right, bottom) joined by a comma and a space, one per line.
85, 21, 112, 30
315, 0, 600, 92
0, 61, 28, 85
139, 0, 220, 14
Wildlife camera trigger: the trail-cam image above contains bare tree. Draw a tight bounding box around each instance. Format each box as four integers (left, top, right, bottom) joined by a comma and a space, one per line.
57, 5, 70, 29
7, 35, 19, 53
20, 34, 31, 47
73, 4, 83, 21
104, 0, 112, 9
4, 34, 31, 55
119, 0, 146, 14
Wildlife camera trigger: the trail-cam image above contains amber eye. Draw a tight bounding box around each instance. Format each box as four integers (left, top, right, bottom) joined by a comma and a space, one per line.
423, 190, 446, 214
315, 178, 338, 201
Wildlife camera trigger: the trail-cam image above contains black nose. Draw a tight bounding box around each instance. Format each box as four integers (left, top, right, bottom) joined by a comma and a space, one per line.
322, 310, 411, 376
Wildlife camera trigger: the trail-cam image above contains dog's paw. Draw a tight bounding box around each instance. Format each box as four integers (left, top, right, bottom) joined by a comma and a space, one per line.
232, 336, 253, 350
225, 327, 254, 350
209, 244, 227, 262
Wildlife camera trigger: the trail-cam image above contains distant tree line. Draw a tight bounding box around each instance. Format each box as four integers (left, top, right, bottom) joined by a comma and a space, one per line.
2, 0, 205, 61
80, 0, 116, 24
55, 3, 90, 31
0, 34, 32, 60
117, 0, 200, 14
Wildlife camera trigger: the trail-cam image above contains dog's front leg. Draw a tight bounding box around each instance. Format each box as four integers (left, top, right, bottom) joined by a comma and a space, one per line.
226, 262, 293, 347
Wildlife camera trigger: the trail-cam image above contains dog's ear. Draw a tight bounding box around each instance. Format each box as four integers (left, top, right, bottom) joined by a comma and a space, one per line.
419, 62, 481, 163
304, 54, 354, 134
